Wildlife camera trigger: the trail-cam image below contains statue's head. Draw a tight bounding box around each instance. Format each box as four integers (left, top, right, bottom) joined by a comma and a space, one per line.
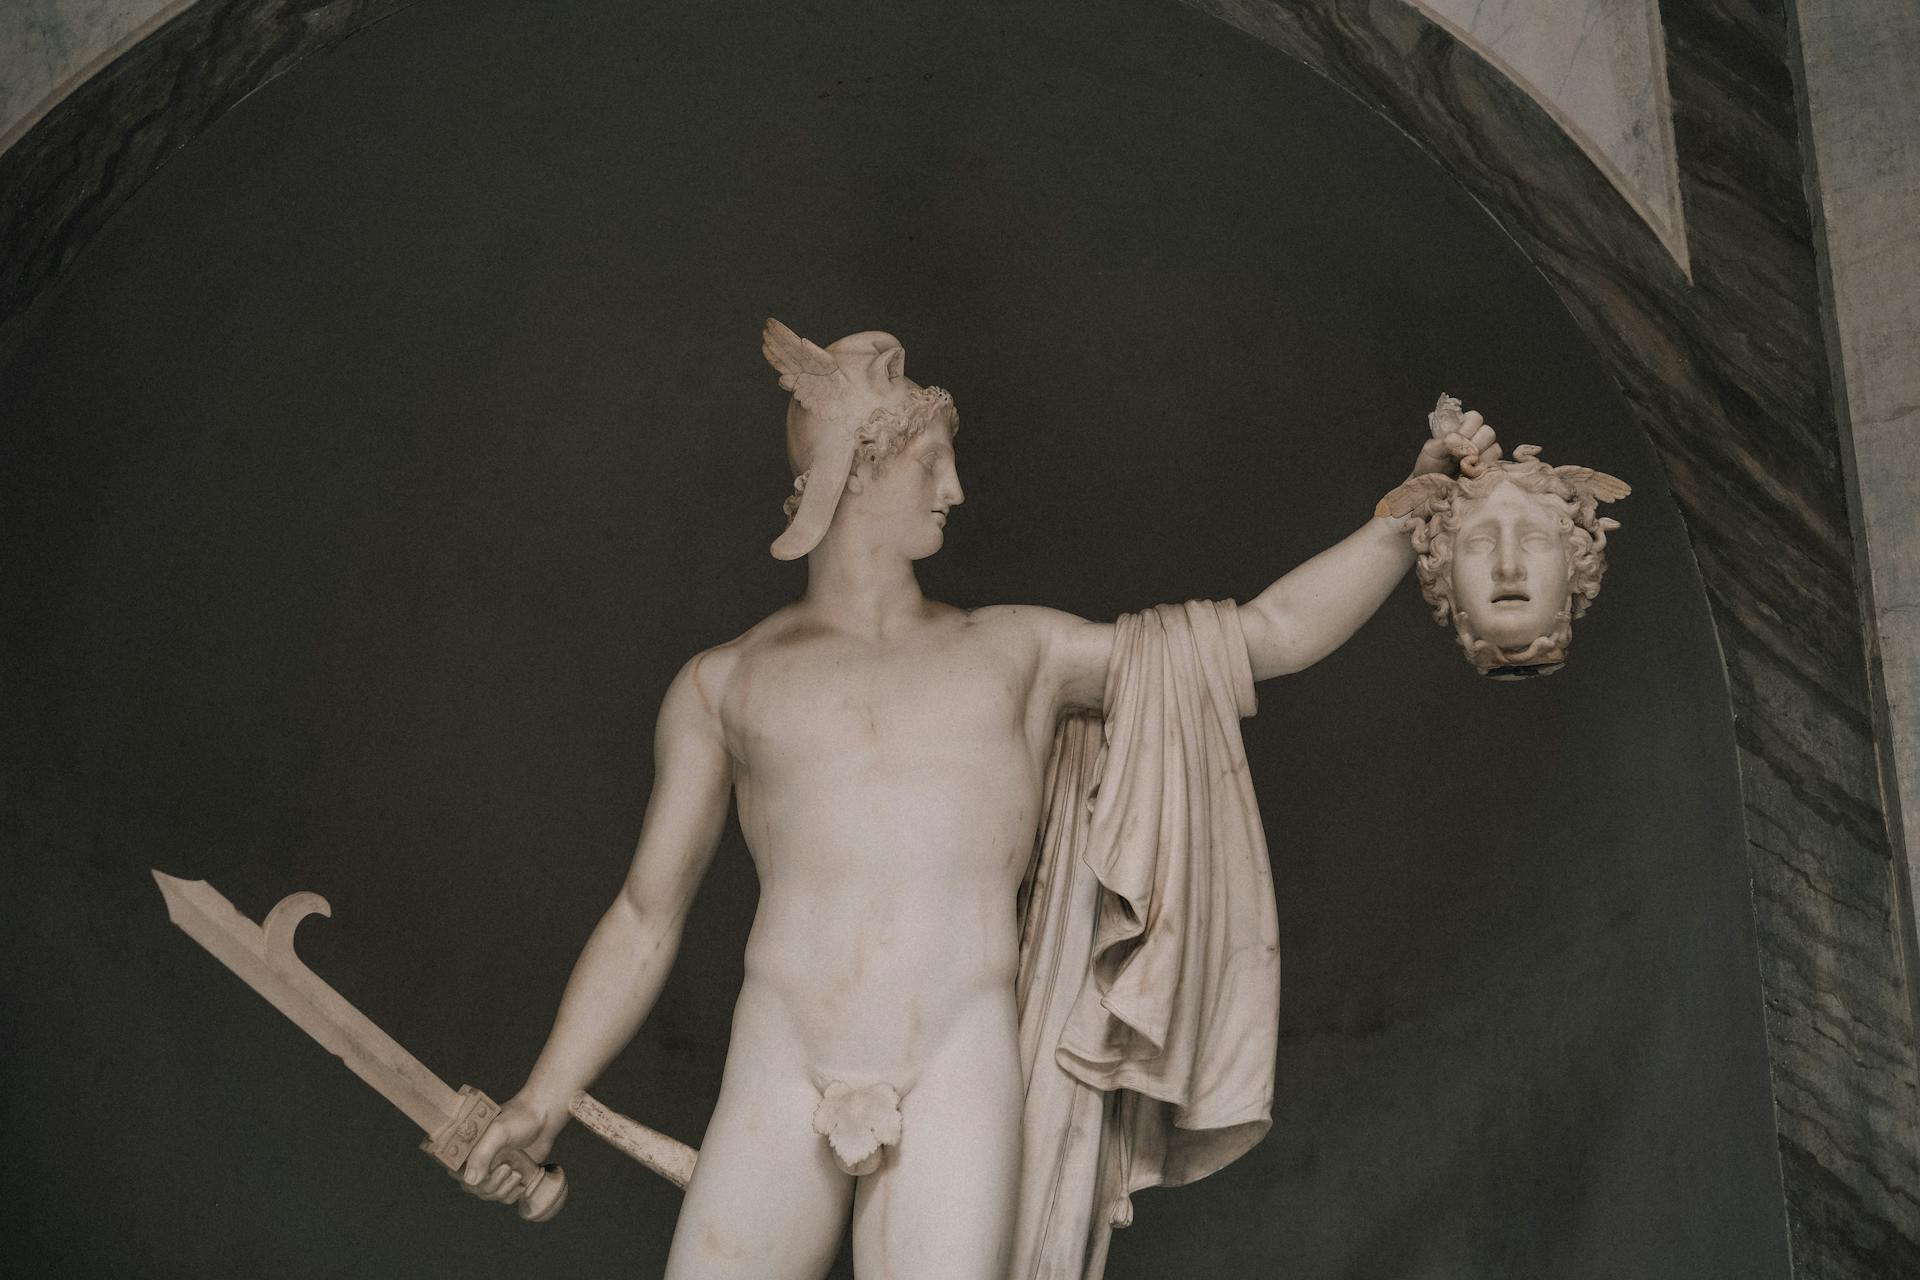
1394, 445, 1628, 678
761, 320, 960, 560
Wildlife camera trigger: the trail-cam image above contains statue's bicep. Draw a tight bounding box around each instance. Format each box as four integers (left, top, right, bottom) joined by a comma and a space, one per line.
1046, 613, 1114, 712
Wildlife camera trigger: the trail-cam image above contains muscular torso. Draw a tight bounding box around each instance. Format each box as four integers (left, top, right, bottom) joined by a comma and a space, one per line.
707, 603, 1067, 1088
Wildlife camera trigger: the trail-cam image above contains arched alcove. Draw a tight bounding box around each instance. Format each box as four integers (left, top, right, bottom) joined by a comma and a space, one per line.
1, 0, 1913, 1276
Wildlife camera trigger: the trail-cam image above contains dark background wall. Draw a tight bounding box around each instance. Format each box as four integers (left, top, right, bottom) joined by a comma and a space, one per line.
0, 0, 1788, 1275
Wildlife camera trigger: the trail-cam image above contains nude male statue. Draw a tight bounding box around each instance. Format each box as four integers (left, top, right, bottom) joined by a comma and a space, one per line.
459, 321, 1500, 1279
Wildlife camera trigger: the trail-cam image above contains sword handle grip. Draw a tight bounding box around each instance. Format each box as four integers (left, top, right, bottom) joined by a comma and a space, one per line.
491, 1146, 569, 1223
425, 1085, 569, 1222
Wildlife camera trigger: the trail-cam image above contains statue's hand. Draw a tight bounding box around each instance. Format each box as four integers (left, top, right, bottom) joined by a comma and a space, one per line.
459, 1093, 562, 1208
1410, 400, 1500, 479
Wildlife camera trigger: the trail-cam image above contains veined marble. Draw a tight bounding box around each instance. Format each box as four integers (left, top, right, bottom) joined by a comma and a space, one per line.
1795, 0, 1920, 1042
1406, 0, 1687, 272
0, 1, 190, 151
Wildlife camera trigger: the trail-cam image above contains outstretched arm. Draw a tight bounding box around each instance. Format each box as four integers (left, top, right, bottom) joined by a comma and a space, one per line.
1239, 413, 1496, 680
1238, 513, 1414, 681
461, 652, 733, 1198
1031, 410, 1500, 709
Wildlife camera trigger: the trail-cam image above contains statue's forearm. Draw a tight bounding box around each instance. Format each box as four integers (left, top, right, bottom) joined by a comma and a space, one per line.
516, 895, 681, 1130
1243, 514, 1413, 680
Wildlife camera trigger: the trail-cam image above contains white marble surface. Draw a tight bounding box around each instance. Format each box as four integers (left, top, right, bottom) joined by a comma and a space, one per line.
1796, 0, 1920, 995
0, 0, 188, 151
1407, 0, 1686, 271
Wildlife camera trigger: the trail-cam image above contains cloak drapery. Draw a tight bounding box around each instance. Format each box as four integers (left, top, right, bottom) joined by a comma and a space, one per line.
1010, 599, 1280, 1280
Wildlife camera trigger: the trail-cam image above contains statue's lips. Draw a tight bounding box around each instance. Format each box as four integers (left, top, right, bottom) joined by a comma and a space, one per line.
1491, 592, 1531, 605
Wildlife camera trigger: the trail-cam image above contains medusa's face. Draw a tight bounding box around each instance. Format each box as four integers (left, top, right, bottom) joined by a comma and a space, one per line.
1449, 482, 1571, 651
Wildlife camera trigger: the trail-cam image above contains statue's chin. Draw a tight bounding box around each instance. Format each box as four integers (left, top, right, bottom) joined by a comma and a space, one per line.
1454, 607, 1572, 678
1476, 624, 1544, 650
1464, 602, 1559, 652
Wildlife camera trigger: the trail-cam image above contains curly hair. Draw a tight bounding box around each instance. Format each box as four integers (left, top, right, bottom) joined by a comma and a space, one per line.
1407, 445, 1621, 675
783, 386, 958, 519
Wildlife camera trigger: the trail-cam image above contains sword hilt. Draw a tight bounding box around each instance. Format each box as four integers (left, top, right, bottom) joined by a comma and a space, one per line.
488, 1144, 569, 1223
423, 1085, 569, 1222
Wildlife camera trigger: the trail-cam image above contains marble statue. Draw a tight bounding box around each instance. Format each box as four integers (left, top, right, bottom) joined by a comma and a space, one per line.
454, 322, 1504, 1280
1377, 395, 1630, 679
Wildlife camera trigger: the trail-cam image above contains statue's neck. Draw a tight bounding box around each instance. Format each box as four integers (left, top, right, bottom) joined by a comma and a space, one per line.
801, 542, 928, 637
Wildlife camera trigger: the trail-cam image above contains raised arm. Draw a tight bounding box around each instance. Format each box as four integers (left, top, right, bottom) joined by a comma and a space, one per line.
1239, 412, 1498, 680
461, 651, 733, 1198
1028, 411, 1501, 709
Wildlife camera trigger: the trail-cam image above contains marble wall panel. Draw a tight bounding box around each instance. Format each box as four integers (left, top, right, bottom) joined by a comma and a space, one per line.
1793, 0, 1920, 1045
1407, 0, 1687, 269
0, 0, 418, 356
0, 1, 188, 150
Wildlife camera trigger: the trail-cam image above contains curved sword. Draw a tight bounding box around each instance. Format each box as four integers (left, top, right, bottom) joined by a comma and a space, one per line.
151, 871, 699, 1215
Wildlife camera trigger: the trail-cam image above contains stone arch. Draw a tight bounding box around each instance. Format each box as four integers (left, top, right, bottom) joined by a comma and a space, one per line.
0, 0, 1912, 1274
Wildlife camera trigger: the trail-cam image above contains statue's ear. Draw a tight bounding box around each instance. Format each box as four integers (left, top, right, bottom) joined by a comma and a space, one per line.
881, 345, 905, 381
844, 471, 866, 496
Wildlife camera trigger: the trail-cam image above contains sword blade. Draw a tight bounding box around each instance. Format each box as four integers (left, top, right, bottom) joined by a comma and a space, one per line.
153, 870, 460, 1138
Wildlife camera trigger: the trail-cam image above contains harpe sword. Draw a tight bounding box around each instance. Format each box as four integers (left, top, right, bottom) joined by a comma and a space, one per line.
152, 871, 699, 1220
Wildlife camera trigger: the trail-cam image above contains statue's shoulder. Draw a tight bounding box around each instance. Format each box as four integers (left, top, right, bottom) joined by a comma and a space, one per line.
964, 603, 1085, 641
713, 603, 811, 662
961, 605, 1112, 694
967, 604, 1109, 654
967, 606, 1114, 713
672, 605, 807, 708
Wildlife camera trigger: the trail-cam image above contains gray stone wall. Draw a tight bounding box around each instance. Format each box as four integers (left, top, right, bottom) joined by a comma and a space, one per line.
0, 0, 188, 149
1411, 0, 1687, 269
1793, 0, 1920, 1053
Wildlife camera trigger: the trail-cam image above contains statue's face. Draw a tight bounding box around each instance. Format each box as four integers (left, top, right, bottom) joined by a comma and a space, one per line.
849, 418, 964, 561
1449, 481, 1570, 651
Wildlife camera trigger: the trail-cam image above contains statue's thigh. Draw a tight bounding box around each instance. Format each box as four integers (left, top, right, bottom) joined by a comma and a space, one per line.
850, 1030, 1023, 1280
665, 1070, 854, 1280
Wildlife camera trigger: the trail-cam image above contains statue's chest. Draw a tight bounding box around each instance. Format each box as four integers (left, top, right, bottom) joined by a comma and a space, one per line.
726, 642, 1027, 769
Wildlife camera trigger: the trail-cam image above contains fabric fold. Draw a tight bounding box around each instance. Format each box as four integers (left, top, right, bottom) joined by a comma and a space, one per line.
1011, 599, 1279, 1280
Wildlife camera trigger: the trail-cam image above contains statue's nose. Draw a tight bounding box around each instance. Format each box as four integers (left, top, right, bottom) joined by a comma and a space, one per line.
1493, 538, 1524, 581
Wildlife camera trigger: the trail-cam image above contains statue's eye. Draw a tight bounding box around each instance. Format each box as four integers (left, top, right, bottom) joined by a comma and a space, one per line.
1521, 533, 1555, 552
1463, 534, 1496, 553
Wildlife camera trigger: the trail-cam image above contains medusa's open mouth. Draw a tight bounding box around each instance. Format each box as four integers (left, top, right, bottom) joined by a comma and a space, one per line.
1492, 590, 1531, 605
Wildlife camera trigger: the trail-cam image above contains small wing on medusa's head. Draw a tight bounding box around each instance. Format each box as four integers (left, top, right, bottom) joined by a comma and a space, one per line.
1554, 465, 1632, 504
1375, 472, 1456, 521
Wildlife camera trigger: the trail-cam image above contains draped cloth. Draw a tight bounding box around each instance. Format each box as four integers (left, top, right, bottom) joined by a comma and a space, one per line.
1010, 599, 1280, 1280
